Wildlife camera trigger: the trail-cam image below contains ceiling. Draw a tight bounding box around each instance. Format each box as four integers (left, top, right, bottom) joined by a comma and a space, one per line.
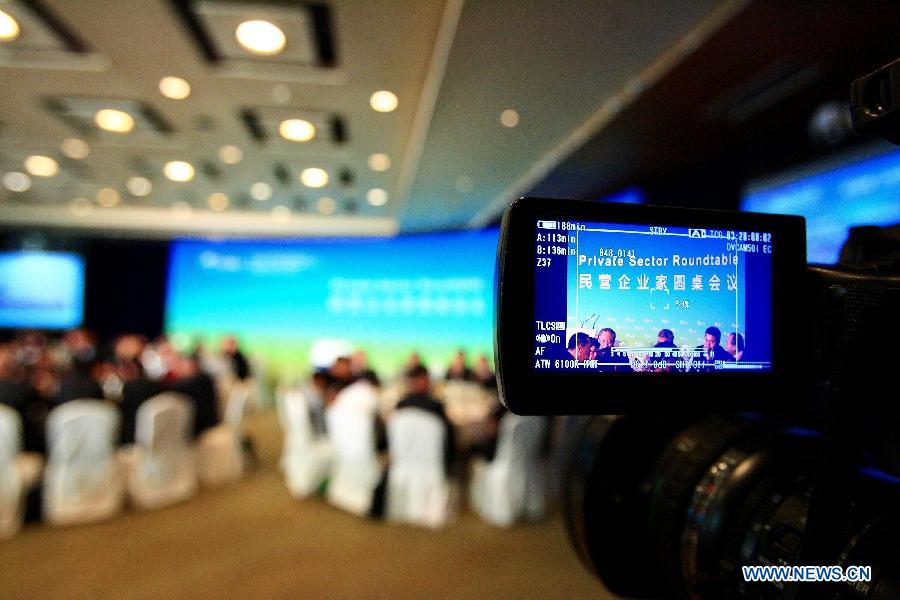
0, 0, 896, 238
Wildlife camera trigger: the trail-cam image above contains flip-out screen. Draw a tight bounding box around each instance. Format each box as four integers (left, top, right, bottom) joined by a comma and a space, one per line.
533, 219, 773, 373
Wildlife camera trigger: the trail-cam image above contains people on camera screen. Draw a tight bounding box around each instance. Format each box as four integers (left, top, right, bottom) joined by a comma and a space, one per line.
559, 325, 747, 372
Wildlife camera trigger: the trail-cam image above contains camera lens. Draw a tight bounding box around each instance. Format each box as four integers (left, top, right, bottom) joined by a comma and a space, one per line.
562, 414, 897, 599
685, 431, 820, 599
833, 517, 900, 599
647, 415, 762, 597
560, 414, 686, 598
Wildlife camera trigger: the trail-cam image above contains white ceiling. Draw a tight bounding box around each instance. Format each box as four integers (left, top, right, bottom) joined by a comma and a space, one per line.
0, 0, 743, 237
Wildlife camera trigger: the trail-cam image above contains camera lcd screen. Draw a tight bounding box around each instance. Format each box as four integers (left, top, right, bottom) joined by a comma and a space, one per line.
533, 219, 773, 373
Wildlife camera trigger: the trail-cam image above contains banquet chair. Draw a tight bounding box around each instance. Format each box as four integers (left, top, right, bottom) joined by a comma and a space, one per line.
326, 381, 382, 516
121, 393, 197, 510
386, 409, 451, 528
0, 405, 43, 538
196, 375, 249, 487
277, 389, 331, 498
469, 413, 547, 526
43, 400, 124, 526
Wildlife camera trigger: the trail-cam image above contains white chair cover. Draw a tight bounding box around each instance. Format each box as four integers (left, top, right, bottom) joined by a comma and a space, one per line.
196, 380, 245, 488
325, 381, 381, 516
470, 414, 547, 527
122, 393, 197, 510
386, 409, 450, 528
224, 380, 250, 429
43, 401, 124, 526
277, 389, 331, 498
196, 425, 243, 488
0, 405, 42, 538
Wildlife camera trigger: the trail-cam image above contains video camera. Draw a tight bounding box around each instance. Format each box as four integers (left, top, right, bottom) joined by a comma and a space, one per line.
493, 61, 900, 600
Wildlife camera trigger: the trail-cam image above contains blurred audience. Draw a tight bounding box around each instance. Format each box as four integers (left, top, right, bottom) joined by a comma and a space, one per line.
445, 350, 473, 382
472, 353, 496, 389
0, 329, 232, 455
1, 327, 497, 466
220, 335, 251, 381
2, 327, 520, 532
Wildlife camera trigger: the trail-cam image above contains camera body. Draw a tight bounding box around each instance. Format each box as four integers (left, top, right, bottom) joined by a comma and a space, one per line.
494, 196, 899, 599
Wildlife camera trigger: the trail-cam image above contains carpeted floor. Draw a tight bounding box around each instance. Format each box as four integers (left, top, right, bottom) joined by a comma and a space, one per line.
1, 411, 616, 599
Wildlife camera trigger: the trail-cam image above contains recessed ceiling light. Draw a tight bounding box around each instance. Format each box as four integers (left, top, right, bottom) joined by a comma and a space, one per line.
95, 109, 135, 133
370, 90, 398, 113
126, 176, 152, 197
24, 156, 59, 177
69, 197, 93, 217
159, 76, 191, 100
271, 205, 292, 223
2, 171, 31, 192
366, 188, 388, 207
218, 145, 243, 165
207, 192, 229, 211
279, 119, 315, 142
367, 153, 391, 172
317, 196, 336, 215
60, 138, 90, 160
235, 20, 286, 56
300, 167, 328, 188
164, 161, 194, 182
0, 10, 20, 42
96, 187, 120, 207
250, 182, 273, 201
500, 108, 520, 128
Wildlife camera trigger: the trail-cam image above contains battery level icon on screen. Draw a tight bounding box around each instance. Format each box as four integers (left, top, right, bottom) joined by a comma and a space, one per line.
537, 220, 558, 230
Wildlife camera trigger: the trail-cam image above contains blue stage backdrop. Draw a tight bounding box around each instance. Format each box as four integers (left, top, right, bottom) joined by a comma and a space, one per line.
0, 251, 84, 329
742, 147, 900, 264
165, 230, 499, 379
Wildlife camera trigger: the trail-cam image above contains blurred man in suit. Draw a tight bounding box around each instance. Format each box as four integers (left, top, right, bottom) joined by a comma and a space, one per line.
118, 359, 164, 445
170, 354, 219, 438
594, 328, 629, 372
695, 326, 735, 370
726, 332, 745, 361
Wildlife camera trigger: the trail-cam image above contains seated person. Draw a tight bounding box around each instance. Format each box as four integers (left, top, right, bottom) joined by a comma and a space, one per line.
55, 360, 103, 406
220, 335, 251, 381
325, 356, 355, 404
648, 329, 678, 373
445, 350, 473, 381
594, 328, 629, 372
693, 326, 735, 370
547, 332, 592, 365
472, 354, 497, 389
118, 359, 164, 446
403, 352, 424, 376
0, 343, 41, 453
394, 365, 455, 476
726, 332, 745, 361
0, 343, 28, 413
169, 355, 220, 437
350, 350, 379, 385
303, 370, 331, 436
